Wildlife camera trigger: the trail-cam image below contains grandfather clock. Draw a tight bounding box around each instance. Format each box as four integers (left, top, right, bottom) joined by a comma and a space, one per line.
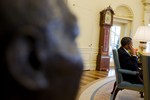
96, 6, 114, 71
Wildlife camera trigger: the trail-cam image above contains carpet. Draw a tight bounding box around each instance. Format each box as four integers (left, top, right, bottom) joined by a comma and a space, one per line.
77, 76, 144, 100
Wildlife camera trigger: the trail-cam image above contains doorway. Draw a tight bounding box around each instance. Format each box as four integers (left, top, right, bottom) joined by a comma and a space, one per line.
109, 25, 121, 58
109, 22, 127, 67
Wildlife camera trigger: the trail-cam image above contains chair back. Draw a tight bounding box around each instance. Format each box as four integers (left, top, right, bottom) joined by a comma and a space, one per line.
142, 54, 150, 99
112, 49, 123, 84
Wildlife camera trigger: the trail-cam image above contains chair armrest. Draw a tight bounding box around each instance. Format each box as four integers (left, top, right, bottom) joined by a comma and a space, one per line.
118, 69, 139, 75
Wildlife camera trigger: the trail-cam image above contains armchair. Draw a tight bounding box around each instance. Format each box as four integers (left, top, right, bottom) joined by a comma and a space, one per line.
110, 49, 144, 100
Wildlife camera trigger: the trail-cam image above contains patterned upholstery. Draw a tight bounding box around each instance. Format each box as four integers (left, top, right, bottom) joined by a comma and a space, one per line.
110, 49, 144, 100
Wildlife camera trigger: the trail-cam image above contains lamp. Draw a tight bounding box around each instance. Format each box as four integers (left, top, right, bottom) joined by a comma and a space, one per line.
134, 26, 150, 53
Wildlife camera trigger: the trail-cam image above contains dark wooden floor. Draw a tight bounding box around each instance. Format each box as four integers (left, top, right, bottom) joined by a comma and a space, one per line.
79, 68, 115, 88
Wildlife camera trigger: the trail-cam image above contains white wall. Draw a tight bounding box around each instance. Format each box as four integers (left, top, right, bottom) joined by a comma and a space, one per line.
67, 0, 144, 70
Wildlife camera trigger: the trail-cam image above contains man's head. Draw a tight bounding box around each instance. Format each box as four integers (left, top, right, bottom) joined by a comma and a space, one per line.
0, 0, 83, 100
121, 37, 132, 50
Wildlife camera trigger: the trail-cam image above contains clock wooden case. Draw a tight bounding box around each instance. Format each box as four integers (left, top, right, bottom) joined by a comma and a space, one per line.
96, 6, 114, 71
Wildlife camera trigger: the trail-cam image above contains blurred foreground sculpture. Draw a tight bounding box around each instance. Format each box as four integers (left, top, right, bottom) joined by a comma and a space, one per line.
0, 0, 83, 100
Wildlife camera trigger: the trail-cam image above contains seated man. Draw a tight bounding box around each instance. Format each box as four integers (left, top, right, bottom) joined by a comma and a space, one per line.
118, 37, 143, 84
0, 0, 83, 100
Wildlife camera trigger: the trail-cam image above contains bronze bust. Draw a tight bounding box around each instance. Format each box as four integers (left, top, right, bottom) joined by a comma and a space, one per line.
0, 0, 83, 100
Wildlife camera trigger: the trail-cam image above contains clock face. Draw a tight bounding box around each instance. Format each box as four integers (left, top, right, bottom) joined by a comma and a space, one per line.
105, 11, 111, 24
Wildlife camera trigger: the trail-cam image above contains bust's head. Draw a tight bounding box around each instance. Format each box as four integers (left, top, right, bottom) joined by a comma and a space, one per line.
0, 0, 83, 100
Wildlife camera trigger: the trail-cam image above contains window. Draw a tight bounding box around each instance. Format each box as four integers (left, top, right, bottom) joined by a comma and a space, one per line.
109, 26, 121, 57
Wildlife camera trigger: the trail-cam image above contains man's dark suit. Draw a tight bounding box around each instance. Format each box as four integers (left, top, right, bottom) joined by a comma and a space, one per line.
118, 47, 142, 84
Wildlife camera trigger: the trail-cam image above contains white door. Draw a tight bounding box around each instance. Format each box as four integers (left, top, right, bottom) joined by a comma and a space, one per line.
67, 1, 95, 70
